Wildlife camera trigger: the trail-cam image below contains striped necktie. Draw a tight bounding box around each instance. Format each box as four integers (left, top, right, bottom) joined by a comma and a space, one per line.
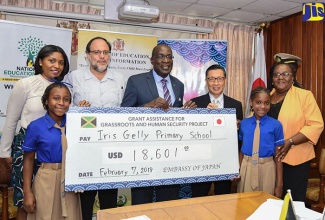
161, 79, 172, 106
251, 119, 260, 190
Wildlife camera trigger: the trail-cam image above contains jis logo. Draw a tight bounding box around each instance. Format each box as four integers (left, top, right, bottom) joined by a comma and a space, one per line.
302, 3, 325, 21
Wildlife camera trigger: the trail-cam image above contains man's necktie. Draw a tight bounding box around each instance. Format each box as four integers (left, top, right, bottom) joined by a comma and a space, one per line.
251, 119, 260, 190
213, 99, 219, 108
161, 79, 172, 106
54, 123, 68, 217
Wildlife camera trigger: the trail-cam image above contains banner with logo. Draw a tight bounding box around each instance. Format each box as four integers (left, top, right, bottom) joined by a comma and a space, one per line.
77, 29, 158, 80
158, 40, 227, 101
0, 20, 72, 133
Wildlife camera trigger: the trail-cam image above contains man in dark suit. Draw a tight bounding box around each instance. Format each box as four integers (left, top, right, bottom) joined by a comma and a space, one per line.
121, 44, 195, 205
191, 64, 243, 197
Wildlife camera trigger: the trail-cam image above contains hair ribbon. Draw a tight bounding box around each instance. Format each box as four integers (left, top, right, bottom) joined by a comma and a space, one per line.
50, 79, 73, 88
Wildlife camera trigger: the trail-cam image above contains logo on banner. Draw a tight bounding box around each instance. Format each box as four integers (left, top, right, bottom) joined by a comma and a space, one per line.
4, 36, 45, 79
112, 38, 125, 51
213, 116, 225, 126
302, 3, 325, 21
18, 36, 46, 66
81, 116, 97, 128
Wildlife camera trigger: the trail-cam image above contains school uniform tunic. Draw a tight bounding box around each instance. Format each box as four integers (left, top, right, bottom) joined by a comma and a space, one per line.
237, 115, 284, 194
23, 113, 82, 220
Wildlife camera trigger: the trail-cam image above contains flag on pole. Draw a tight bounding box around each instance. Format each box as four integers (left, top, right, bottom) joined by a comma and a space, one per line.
279, 190, 297, 220
245, 30, 267, 117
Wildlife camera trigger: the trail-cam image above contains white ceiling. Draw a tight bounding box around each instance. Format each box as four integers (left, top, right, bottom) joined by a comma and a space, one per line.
56, 0, 314, 25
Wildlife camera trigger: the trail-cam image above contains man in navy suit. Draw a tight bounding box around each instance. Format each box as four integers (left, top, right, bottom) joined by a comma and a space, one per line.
121, 44, 196, 205
191, 64, 243, 197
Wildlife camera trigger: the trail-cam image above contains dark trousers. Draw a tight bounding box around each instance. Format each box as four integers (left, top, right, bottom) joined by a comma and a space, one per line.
282, 160, 310, 202
191, 180, 232, 197
131, 185, 179, 205
80, 189, 118, 220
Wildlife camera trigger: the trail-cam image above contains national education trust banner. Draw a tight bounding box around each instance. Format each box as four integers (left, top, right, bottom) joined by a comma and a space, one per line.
77, 29, 158, 80
0, 20, 72, 134
65, 107, 239, 191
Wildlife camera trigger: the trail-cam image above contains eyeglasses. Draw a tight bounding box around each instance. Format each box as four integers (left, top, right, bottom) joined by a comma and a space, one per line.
88, 50, 111, 56
273, 72, 292, 78
206, 77, 225, 82
154, 54, 174, 60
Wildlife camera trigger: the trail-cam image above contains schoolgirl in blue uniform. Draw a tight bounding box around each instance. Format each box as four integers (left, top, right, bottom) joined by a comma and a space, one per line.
237, 86, 284, 197
22, 82, 82, 219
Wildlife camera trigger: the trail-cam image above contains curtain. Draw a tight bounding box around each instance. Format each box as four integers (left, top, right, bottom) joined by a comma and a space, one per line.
197, 22, 255, 115
0, 0, 101, 14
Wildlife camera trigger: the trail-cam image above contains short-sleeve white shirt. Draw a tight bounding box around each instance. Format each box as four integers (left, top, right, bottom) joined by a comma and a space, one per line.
64, 68, 125, 107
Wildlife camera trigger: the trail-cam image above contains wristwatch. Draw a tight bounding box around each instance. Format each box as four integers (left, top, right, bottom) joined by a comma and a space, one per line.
289, 138, 295, 148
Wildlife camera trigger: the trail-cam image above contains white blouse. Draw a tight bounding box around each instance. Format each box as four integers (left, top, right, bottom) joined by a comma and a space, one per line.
0, 74, 51, 158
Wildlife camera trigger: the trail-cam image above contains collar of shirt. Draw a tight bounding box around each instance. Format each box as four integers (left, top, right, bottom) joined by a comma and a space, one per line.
84, 67, 112, 82
251, 114, 269, 126
36, 74, 52, 84
44, 112, 67, 129
209, 93, 224, 108
152, 69, 172, 83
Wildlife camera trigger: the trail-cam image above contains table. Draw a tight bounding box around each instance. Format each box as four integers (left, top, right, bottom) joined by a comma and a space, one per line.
97, 191, 278, 220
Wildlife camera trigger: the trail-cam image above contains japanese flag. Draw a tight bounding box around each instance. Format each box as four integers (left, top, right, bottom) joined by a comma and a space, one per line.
245, 30, 267, 117
214, 116, 225, 126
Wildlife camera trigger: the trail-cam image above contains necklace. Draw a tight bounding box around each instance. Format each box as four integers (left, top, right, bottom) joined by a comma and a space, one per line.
276, 97, 285, 103
272, 91, 288, 104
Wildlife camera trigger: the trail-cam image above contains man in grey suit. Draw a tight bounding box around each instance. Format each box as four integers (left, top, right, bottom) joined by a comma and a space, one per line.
121, 44, 195, 205
191, 64, 243, 197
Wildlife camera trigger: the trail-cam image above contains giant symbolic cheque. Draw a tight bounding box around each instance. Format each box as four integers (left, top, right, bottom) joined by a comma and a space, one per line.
65, 107, 239, 191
